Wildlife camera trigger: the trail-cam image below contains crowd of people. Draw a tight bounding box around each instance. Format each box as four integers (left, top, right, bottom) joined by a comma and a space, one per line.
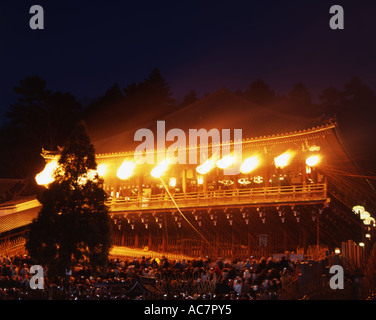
0, 253, 298, 300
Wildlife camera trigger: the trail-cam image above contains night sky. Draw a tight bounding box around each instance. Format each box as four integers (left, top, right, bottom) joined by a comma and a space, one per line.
1, 1, 376, 124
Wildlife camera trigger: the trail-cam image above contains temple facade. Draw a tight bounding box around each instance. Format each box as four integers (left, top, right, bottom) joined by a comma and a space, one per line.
35, 88, 375, 258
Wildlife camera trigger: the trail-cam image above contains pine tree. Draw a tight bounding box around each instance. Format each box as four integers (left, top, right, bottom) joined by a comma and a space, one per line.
26, 121, 112, 276
179, 90, 198, 107
244, 78, 276, 105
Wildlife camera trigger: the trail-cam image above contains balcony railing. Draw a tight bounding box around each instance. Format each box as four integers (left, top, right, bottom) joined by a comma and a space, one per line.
108, 183, 327, 213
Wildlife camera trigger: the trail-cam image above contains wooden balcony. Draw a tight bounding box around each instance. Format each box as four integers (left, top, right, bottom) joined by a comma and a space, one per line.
108, 183, 327, 213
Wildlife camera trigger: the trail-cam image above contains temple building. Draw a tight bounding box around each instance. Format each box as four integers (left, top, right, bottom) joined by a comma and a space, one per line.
2, 88, 375, 259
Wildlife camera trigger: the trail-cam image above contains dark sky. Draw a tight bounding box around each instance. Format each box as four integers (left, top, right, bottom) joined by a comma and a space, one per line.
1, 0, 376, 124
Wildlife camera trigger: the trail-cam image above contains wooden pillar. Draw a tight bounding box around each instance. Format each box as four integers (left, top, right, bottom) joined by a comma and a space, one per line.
247, 233, 252, 257
203, 175, 208, 193
231, 224, 235, 257
161, 230, 166, 252
148, 229, 152, 250
162, 213, 168, 252
138, 174, 143, 197
233, 176, 238, 189
264, 165, 270, 187
302, 230, 307, 251
200, 238, 205, 257
182, 169, 186, 194
303, 160, 308, 186
134, 232, 139, 248
283, 231, 288, 252
316, 214, 320, 247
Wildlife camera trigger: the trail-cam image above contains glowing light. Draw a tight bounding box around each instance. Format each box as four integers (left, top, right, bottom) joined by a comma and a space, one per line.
360, 211, 370, 220
364, 216, 375, 226
359, 242, 365, 247
352, 205, 365, 215
35, 160, 59, 186
197, 175, 204, 185
151, 159, 169, 178
238, 178, 251, 185
169, 177, 177, 187
274, 152, 292, 168
365, 233, 371, 239
254, 176, 263, 184
363, 218, 371, 225
196, 159, 215, 175
96, 163, 107, 177
117, 160, 136, 180
306, 155, 320, 167
334, 248, 341, 254
216, 155, 235, 169
240, 156, 259, 174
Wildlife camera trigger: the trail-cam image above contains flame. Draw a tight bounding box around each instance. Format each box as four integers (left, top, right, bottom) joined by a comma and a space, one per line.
306, 155, 320, 167
35, 160, 59, 186
151, 159, 169, 178
196, 159, 215, 175
96, 163, 107, 177
240, 156, 259, 174
117, 160, 136, 180
216, 155, 235, 169
274, 152, 293, 168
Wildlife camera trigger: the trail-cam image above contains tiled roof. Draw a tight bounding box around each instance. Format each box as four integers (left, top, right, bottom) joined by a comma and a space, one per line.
0, 206, 41, 234
92, 87, 331, 155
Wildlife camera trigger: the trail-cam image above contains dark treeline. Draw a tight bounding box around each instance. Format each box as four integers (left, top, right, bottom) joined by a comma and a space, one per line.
1, 69, 375, 187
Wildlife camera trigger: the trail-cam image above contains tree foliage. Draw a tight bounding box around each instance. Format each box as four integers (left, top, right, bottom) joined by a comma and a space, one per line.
0, 76, 82, 180
244, 78, 276, 105
26, 122, 112, 276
